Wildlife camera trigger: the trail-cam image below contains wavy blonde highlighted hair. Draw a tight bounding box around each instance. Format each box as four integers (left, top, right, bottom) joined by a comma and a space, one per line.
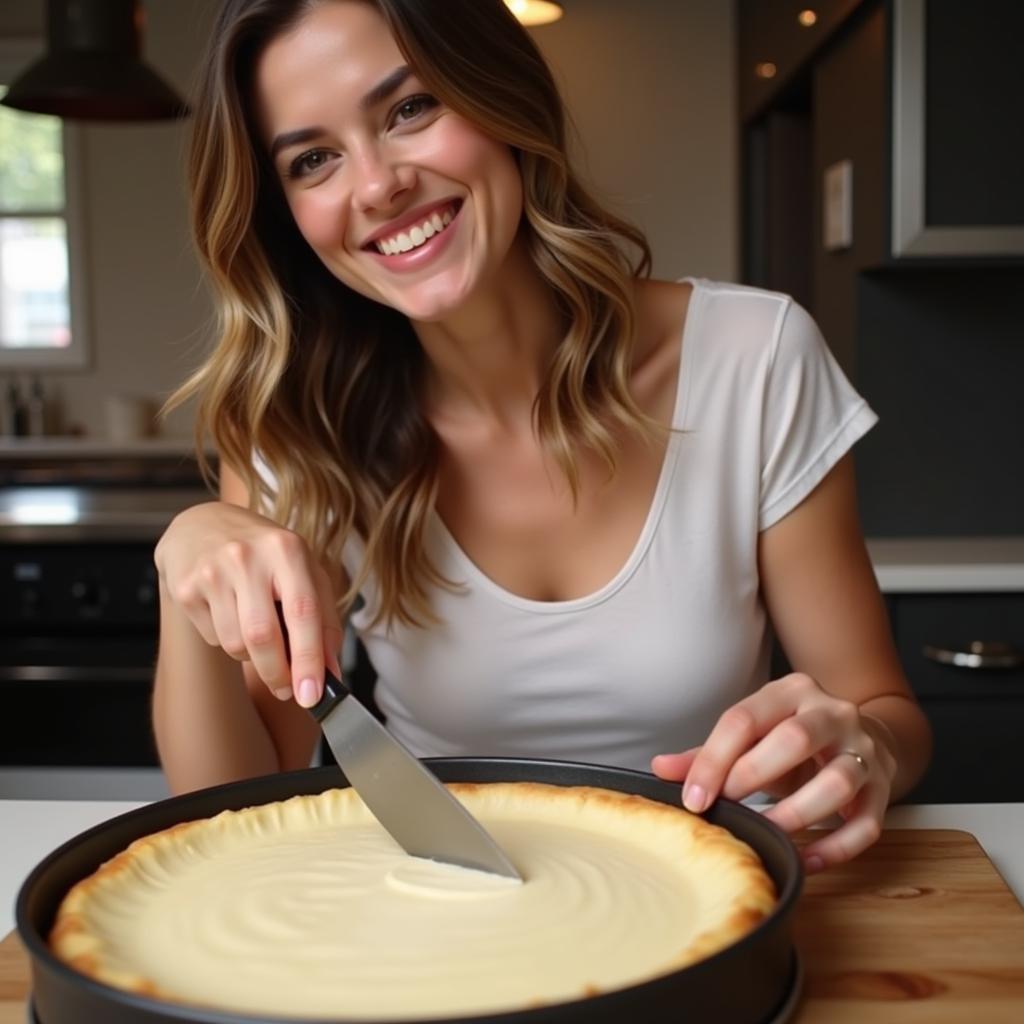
169, 0, 653, 627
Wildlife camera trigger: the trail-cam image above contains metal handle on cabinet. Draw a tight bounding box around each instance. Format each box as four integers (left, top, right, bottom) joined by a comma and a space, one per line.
0, 665, 154, 683
922, 642, 1024, 670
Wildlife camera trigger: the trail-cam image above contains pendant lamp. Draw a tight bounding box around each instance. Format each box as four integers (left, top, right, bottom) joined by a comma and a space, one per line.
506, 1, 565, 27
0, 0, 188, 121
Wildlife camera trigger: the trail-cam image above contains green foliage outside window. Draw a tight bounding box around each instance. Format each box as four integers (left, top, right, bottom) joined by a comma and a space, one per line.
0, 85, 64, 212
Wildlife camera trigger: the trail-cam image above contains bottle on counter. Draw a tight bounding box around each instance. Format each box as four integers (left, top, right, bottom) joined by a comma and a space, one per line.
2, 378, 28, 437
27, 376, 48, 436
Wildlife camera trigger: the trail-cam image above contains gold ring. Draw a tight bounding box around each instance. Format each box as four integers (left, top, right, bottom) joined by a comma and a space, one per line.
840, 748, 868, 772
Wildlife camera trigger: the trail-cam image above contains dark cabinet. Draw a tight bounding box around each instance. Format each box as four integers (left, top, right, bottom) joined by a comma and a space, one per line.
891, 0, 1024, 258
888, 592, 1024, 803
740, 0, 1024, 376
770, 591, 1024, 803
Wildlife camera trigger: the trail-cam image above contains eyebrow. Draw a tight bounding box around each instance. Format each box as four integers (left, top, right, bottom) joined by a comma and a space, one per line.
268, 65, 414, 160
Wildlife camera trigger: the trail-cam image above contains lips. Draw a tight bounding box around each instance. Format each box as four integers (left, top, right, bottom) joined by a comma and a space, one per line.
361, 198, 463, 255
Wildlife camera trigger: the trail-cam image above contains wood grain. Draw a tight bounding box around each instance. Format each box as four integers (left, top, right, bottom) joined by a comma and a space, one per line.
2, 829, 1023, 1023
791, 828, 1024, 1022
0, 930, 27, 1024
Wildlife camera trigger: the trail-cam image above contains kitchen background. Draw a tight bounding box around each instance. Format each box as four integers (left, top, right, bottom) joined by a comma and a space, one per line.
1, 1, 1021, 803
0, 0, 736, 438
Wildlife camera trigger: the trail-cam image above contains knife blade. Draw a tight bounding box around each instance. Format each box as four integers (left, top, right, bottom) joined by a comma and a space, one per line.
308, 671, 520, 879
276, 608, 520, 879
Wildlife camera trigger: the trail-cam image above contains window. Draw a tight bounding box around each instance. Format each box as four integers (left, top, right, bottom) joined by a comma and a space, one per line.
0, 41, 89, 368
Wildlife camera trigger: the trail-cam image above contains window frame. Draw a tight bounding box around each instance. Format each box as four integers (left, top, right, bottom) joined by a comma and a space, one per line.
0, 38, 90, 369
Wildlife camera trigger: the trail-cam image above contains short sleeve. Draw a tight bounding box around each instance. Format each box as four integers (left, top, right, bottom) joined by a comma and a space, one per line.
758, 300, 877, 531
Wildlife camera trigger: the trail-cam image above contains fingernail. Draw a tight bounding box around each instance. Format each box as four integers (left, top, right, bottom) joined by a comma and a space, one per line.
273, 686, 293, 701
804, 855, 825, 875
297, 677, 319, 708
683, 784, 707, 813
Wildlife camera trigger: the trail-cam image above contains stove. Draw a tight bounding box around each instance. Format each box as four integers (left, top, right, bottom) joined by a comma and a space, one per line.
0, 452, 211, 799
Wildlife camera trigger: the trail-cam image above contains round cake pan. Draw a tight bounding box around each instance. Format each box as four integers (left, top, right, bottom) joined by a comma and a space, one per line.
17, 758, 804, 1024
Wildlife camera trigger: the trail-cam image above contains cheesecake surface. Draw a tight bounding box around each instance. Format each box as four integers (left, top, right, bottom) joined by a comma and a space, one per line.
50, 782, 777, 1019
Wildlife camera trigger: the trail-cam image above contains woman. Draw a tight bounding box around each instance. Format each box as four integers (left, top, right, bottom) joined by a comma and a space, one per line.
153, 0, 931, 875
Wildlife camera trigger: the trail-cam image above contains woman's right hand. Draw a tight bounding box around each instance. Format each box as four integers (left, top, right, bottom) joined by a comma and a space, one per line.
154, 501, 344, 707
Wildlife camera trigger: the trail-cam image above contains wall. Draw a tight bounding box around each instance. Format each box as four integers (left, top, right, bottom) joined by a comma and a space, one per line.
856, 268, 1024, 537
0, 0, 737, 439
534, 0, 737, 282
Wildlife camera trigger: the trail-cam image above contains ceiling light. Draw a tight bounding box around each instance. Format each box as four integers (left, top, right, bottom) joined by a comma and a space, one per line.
0, 0, 188, 121
505, 1, 565, 27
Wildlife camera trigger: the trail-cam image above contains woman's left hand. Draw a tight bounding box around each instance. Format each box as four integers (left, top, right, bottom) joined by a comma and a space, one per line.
651, 673, 898, 873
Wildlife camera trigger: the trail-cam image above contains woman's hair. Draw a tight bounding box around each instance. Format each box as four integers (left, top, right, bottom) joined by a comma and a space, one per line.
169, 0, 653, 627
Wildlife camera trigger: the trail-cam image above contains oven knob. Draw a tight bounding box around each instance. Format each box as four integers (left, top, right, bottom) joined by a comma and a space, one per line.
70, 579, 106, 613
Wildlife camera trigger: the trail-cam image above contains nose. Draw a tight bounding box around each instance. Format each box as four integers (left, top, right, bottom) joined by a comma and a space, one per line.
350, 144, 415, 213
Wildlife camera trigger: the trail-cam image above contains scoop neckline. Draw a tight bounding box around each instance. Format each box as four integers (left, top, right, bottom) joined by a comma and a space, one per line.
431, 277, 704, 615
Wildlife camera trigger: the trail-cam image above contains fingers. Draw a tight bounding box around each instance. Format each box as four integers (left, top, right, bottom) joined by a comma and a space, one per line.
680, 681, 803, 812
798, 779, 887, 873
719, 706, 838, 802
276, 588, 328, 708
762, 748, 870, 834
161, 512, 341, 704
235, 585, 292, 699
276, 561, 345, 707
651, 749, 700, 781
313, 567, 345, 680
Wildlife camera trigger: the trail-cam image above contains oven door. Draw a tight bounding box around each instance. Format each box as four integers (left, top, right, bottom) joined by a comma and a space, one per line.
0, 632, 170, 800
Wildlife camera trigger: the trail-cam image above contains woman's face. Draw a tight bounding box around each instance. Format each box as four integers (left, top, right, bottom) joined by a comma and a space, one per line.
254, 0, 525, 323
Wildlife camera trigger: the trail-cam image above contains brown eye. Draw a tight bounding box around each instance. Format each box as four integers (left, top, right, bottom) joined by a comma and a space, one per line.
392, 94, 439, 126
288, 149, 333, 179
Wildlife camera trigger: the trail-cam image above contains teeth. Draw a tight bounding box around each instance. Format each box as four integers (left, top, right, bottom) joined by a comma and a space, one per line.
375, 204, 456, 256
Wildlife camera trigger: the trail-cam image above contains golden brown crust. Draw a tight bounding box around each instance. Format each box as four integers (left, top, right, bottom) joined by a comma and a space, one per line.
51, 782, 777, 1009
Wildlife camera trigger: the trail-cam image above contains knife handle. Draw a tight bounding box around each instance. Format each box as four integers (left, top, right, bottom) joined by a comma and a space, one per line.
309, 668, 350, 723
273, 601, 350, 722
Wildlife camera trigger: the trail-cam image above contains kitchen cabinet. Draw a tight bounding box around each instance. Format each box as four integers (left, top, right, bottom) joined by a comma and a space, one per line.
891, 0, 1024, 258
740, 0, 1024, 378
771, 541, 1024, 804
886, 592, 1024, 803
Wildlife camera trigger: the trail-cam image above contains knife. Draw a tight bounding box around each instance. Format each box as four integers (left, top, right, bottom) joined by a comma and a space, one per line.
277, 609, 520, 879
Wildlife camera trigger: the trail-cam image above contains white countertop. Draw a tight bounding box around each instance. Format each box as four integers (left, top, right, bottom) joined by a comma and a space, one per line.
1, 799, 1021, 938
0, 438, 207, 458
867, 536, 1024, 592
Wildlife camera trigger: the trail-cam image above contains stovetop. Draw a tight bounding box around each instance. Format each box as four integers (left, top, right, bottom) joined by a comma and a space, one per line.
0, 486, 210, 542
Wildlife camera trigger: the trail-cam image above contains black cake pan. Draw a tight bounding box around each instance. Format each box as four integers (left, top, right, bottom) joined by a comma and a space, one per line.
17, 758, 804, 1024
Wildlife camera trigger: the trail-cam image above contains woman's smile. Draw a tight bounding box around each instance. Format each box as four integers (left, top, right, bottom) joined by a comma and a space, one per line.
362, 198, 465, 272
254, 1, 522, 323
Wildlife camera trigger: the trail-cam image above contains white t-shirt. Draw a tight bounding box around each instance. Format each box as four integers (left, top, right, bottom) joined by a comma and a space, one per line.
342, 279, 877, 772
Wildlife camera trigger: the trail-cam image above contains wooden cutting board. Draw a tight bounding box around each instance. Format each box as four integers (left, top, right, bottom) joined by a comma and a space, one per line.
2, 829, 1022, 1023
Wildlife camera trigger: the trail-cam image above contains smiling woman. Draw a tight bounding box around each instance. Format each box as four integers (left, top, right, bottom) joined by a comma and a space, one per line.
254, 3, 528, 323
169, 0, 651, 628
154, 0, 931, 878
